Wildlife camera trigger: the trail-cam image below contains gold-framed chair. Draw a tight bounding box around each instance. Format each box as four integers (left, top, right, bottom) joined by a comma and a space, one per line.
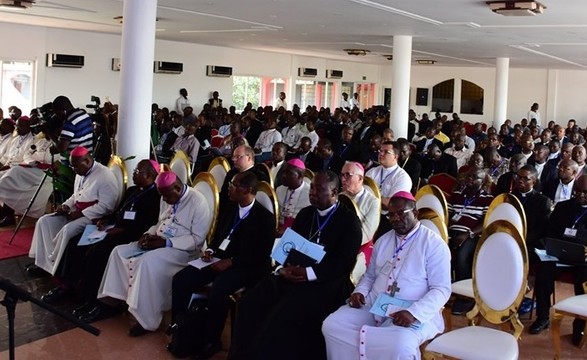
303, 168, 314, 186
208, 156, 231, 188
363, 176, 381, 201
418, 208, 448, 243
338, 193, 359, 217
338, 193, 369, 286
192, 172, 220, 246
415, 184, 448, 225
256, 162, 273, 188
107, 155, 128, 208
427, 173, 457, 196
483, 193, 527, 240
170, 150, 192, 186
551, 281, 587, 359
424, 220, 528, 360
255, 181, 279, 232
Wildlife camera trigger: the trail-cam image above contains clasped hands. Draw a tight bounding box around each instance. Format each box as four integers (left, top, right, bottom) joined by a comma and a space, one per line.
55, 205, 83, 221
201, 250, 232, 272
138, 233, 166, 250
278, 264, 308, 283
348, 293, 416, 327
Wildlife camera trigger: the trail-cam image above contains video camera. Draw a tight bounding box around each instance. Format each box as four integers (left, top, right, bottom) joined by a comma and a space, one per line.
86, 96, 102, 113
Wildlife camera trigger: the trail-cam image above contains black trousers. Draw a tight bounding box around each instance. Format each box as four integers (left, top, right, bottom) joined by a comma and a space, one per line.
171, 266, 246, 345
448, 230, 478, 282
534, 261, 587, 324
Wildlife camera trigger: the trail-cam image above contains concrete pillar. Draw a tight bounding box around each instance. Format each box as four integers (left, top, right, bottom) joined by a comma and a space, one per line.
493, 57, 509, 128
117, 0, 158, 179
390, 35, 412, 139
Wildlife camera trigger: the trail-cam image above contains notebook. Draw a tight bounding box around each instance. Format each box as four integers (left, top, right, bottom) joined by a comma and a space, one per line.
544, 237, 587, 265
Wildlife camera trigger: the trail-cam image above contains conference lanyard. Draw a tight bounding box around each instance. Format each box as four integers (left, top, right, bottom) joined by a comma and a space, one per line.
120, 183, 156, 212
226, 208, 252, 240
572, 207, 587, 229
379, 167, 397, 187
310, 203, 338, 244
172, 185, 188, 215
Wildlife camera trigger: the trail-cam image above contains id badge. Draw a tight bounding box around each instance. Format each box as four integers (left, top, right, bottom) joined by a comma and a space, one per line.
564, 227, 578, 238
451, 214, 462, 222
381, 261, 393, 275
123, 211, 136, 220
163, 226, 177, 238
219, 238, 231, 251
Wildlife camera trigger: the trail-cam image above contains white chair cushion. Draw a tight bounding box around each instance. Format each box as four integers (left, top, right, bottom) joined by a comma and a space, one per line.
194, 182, 214, 211
452, 279, 474, 298
416, 194, 445, 222
171, 160, 189, 184
476, 232, 524, 311
553, 294, 587, 317
420, 219, 442, 238
426, 326, 518, 360
210, 166, 227, 188
256, 192, 274, 214
486, 203, 524, 236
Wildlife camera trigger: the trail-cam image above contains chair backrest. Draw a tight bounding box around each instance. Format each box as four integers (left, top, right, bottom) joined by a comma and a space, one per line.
170, 150, 192, 186
483, 193, 527, 240
210, 135, 224, 148
338, 193, 360, 218
208, 156, 231, 188
107, 155, 128, 207
363, 176, 381, 201
415, 184, 449, 225
418, 208, 448, 243
256, 162, 273, 188
427, 173, 457, 196
303, 168, 314, 186
255, 181, 279, 231
192, 172, 220, 245
472, 220, 528, 339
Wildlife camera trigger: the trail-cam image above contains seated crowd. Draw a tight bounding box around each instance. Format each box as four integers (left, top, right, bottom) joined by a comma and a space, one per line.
1, 93, 587, 359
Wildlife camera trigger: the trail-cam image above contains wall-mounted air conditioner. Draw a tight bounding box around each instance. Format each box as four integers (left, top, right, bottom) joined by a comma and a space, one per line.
298, 67, 318, 77
111, 58, 121, 71
326, 69, 343, 79
206, 65, 233, 77
46, 53, 84, 68
154, 61, 183, 74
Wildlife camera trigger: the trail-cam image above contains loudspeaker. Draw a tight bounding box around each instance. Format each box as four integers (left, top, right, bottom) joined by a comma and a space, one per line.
416, 88, 428, 106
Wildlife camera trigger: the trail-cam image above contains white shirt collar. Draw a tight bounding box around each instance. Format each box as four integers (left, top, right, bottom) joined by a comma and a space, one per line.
316, 202, 337, 216
239, 199, 255, 218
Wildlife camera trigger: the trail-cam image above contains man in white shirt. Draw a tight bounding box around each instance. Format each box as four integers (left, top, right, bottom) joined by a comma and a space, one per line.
444, 133, 473, 170
322, 191, 451, 360
275, 92, 287, 110
254, 117, 282, 162
175, 88, 190, 114
340, 161, 380, 284
0, 117, 35, 174
171, 123, 200, 164
281, 115, 301, 149
275, 159, 311, 236
528, 102, 541, 124
350, 92, 360, 110
340, 92, 351, 111
0, 118, 15, 160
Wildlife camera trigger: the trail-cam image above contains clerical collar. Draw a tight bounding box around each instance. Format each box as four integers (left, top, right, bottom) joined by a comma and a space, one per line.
519, 189, 533, 197
317, 202, 337, 216
348, 187, 365, 199
289, 181, 305, 191
274, 160, 284, 168
382, 164, 398, 172
83, 161, 96, 177
241, 164, 254, 172
239, 199, 255, 218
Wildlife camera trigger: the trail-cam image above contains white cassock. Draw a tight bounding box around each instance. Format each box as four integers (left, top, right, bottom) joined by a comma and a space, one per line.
0, 135, 53, 218
365, 165, 412, 211
347, 187, 381, 284
29, 161, 119, 275
275, 181, 311, 230
98, 187, 212, 331
0, 132, 35, 176
322, 223, 451, 360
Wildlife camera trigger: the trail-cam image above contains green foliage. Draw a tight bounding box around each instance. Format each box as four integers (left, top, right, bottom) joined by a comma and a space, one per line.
232, 76, 261, 112
45, 160, 75, 203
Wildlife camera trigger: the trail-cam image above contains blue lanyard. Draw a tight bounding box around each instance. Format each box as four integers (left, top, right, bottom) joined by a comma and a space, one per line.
282, 188, 297, 214
457, 192, 479, 215
561, 182, 571, 199
310, 203, 338, 243
393, 227, 418, 259
227, 207, 252, 239
120, 183, 156, 212
172, 185, 187, 215
379, 167, 397, 187
572, 207, 587, 229
77, 165, 94, 192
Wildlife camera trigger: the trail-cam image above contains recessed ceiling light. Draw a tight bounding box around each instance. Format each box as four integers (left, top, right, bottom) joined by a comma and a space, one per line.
344, 49, 370, 56
416, 60, 437, 65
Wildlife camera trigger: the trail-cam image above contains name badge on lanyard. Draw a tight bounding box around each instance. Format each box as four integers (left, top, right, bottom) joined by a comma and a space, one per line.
163, 226, 177, 238
219, 238, 231, 251
123, 211, 136, 220
564, 227, 578, 238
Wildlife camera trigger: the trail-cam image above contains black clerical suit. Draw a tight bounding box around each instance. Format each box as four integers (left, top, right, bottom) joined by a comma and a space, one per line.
57, 185, 161, 301
230, 203, 362, 360
400, 156, 422, 191
171, 201, 275, 346
219, 166, 269, 213
511, 189, 552, 261
534, 199, 587, 329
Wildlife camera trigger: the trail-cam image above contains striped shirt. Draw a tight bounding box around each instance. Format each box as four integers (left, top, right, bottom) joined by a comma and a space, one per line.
60, 109, 93, 152
448, 189, 493, 234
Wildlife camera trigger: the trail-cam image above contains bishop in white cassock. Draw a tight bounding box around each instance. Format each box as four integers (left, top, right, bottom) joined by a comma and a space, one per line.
98, 171, 212, 335
322, 191, 451, 360
29, 146, 119, 275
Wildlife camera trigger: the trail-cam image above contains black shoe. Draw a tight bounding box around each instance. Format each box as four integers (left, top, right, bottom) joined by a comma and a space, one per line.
24, 263, 48, 277
0, 216, 15, 227
128, 323, 150, 337
192, 342, 222, 360
41, 286, 69, 304
451, 299, 475, 316
518, 297, 535, 315
572, 320, 585, 346
73, 302, 95, 317
77, 305, 103, 323
529, 318, 550, 334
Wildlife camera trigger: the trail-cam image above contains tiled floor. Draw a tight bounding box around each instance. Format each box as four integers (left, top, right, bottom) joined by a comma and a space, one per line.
0, 223, 585, 359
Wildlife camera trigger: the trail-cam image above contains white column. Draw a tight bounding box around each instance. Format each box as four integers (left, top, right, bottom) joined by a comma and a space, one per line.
390, 35, 412, 139
493, 57, 509, 128
117, 0, 158, 178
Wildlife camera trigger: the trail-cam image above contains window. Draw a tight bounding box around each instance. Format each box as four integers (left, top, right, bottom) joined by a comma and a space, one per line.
232, 76, 261, 112
431, 79, 454, 113
294, 80, 337, 109
356, 83, 376, 109
0, 60, 34, 115
460, 80, 484, 115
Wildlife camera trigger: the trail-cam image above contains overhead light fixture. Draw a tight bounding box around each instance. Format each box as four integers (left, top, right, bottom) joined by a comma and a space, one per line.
416, 60, 437, 65
383, 55, 393, 60
344, 49, 370, 56
0, 0, 34, 9
487, 1, 546, 16
114, 15, 160, 23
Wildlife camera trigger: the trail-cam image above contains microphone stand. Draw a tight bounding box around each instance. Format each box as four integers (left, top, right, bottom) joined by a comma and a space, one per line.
0, 277, 100, 360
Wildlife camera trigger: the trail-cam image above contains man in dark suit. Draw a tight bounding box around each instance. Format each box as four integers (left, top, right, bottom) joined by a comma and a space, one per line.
495, 153, 527, 195
230, 170, 362, 360
530, 175, 587, 344
419, 143, 458, 181
155, 118, 178, 161
306, 138, 345, 175
528, 144, 557, 192
354, 116, 376, 146
414, 126, 443, 155
541, 159, 578, 203
172, 171, 275, 359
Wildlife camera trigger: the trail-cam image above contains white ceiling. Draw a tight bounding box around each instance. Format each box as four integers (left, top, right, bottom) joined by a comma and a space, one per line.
2, 0, 587, 69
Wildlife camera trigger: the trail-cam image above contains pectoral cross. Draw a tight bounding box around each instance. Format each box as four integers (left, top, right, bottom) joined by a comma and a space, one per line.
388, 281, 400, 296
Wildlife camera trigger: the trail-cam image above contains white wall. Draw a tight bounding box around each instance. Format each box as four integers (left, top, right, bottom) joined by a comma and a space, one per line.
1, 21, 587, 127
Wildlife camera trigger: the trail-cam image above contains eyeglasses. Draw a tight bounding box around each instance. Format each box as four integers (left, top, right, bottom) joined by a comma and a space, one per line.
387, 208, 415, 218
573, 189, 587, 196
133, 168, 147, 175
232, 154, 247, 160
378, 149, 394, 155
340, 172, 359, 179
228, 179, 242, 188
514, 174, 533, 181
